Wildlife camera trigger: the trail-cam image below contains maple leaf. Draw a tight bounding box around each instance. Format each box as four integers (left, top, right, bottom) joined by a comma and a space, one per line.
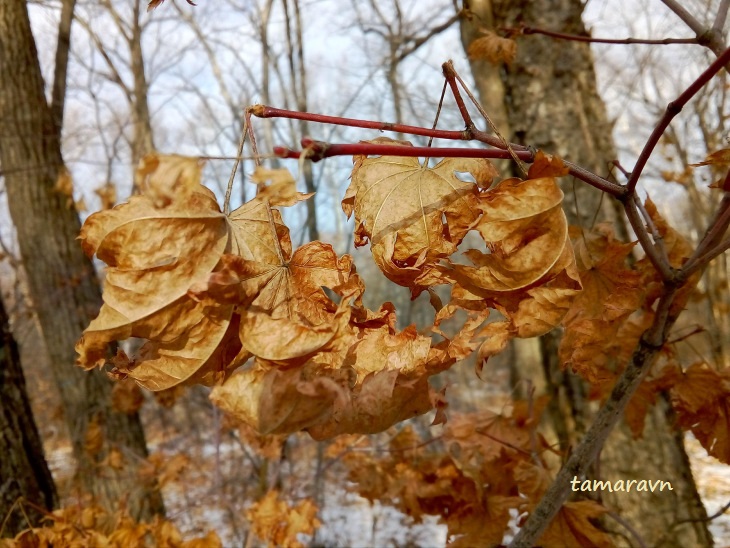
245, 491, 321, 548
454, 177, 571, 293
211, 348, 440, 440
559, 224, 645, 382
190, 241, 354, 365
538, 500, 614, 548
637, 198, 698, 318
430, 177, 581, 361
690, 148, 730, 167
527, 150, 570, 179
76, 155, 229, 372
343, 137, 496, 287
76, 155, 316, 389
671, 363, 730, 463
349, 324, 431, 383
226, 193, 292, 263
468, 29, 517, 65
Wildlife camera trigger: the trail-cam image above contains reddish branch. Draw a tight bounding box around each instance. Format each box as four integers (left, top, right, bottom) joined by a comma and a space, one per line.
274, 139, 533, 162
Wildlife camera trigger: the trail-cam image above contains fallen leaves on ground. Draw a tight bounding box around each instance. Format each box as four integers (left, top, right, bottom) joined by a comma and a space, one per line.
2, 503, 221, 547
245, 490, 321, 548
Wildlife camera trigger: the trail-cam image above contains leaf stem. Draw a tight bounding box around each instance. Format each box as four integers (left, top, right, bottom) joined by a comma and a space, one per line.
224, 114, 249, 215
442, 60, 528, 176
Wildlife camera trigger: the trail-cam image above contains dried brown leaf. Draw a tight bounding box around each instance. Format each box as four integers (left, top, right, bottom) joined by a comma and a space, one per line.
343, 138, 491, 286
468, 30, 517, 65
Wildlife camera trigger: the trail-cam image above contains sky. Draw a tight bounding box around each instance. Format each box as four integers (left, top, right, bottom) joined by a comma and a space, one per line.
2, 0, 727, 256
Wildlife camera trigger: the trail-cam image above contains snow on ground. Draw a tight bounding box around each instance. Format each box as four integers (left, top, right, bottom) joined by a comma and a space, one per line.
686, 434, 730, 543
41, 413, 730, 547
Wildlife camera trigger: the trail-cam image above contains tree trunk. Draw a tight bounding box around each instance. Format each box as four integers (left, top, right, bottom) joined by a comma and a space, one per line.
0, 0, 163, 520
461, 1, 712, 545
0, 296, 57, 536
129, 0, 155, 169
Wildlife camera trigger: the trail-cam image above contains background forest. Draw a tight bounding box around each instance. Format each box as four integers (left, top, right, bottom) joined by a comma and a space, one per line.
1, 0, 730, 546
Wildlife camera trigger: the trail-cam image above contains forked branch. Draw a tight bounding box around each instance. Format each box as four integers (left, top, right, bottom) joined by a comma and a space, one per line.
244, 52, 730, 548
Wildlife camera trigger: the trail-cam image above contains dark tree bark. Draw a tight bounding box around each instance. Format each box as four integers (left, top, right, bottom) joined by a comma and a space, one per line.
0, 296, 57, 537
461, 1, 712, 545
0, 0, 163, 520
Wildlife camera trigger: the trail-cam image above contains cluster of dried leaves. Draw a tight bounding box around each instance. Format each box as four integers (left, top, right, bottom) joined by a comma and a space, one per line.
74, 144, 730, 544
333, 405, 612, 548
0, 503, 221, 548
245, 490, 321, 548
76, 147, 727, 453
76, 146, 582, 440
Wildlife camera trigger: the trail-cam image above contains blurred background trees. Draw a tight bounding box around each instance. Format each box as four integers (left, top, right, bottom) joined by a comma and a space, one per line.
1, 0, 728, 545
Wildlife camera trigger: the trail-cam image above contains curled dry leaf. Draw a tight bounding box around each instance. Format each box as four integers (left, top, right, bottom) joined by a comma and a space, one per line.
250, 166, 314, 205
75, 155, 235, 388
211, 327, 440, 439
690, 147, 730, 167
468, 29, 518, 65
527, 150, 570, 179
343, 137, 495, 287
559, 224, 644, 383
190, 241, 354, 365
671, 363, 730, 463
76, 153, 302, 389
429, 177, 581, 362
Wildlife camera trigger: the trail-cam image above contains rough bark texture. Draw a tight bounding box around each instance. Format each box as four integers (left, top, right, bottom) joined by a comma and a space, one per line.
0, 296, 57, 536
0, 0, 163, 520
461, 1, 712, 545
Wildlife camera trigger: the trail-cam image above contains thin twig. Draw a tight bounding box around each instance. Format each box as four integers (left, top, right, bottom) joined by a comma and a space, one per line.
683, 237, 730, 278
713, 0, 730, 33
245, 107, 261, 167
252, 104, 471, 141
443, 61, 528, 176
676, 498, 730, 526
626, 46, 730, 194
506, 25, 698, 46
427, 79, 448, 148
605, 510, 649, 548
661, 0, 704, 36
253, 104, 626, 196
611, 160, 632, 180
634, 194, 670, 265
627, 198, 675, 281
681, 193, 730, 276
